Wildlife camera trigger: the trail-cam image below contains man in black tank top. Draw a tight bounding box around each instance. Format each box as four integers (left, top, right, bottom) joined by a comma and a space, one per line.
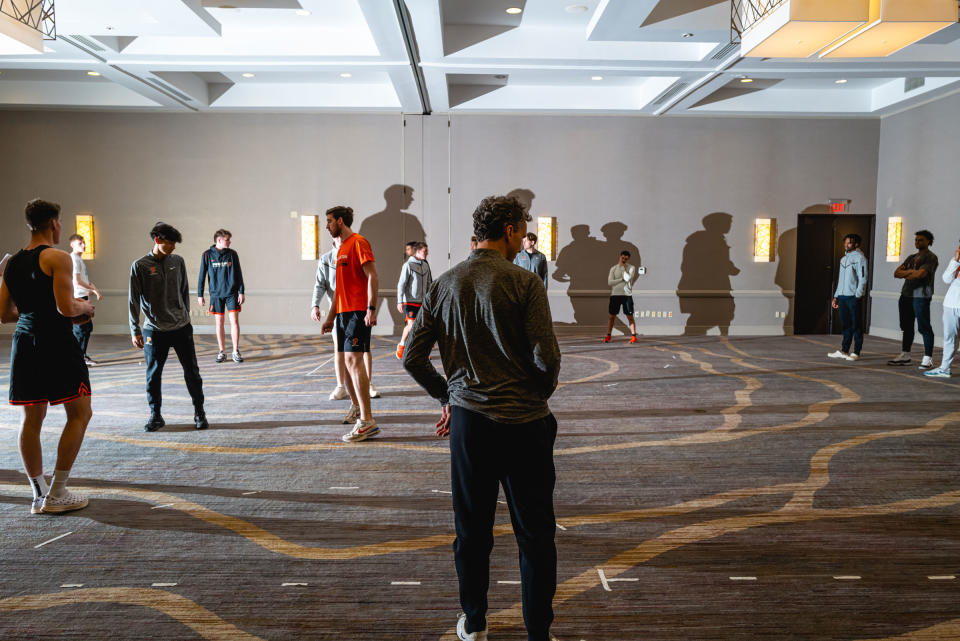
0, 199, 96, 515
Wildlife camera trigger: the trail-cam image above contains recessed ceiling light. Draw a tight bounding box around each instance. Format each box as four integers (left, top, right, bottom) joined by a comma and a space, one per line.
505, 7, 522, 14
835, 78, 848, 84
565, 4, 589, 12
242, 72, 255, 78
340, 73, 352, 78
591, 75, 603, 81
682, 32, 694, 38
87, 71, 101, 77
295, 9, 310, 16
739, 77, 754, 83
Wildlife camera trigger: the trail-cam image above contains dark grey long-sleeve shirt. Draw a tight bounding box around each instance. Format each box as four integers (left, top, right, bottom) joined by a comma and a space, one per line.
128, 252, 191, 336
402, 248, 561, 424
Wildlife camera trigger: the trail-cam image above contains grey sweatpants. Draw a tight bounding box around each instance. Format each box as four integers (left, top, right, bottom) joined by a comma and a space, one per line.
942, 306, 960, 370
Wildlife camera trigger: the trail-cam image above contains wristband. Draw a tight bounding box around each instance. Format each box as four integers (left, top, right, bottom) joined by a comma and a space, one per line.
367, 306, 376, 311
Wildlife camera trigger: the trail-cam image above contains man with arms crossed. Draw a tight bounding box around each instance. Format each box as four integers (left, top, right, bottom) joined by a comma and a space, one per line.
311, 236, 380, 400
604, 250, 638, 344
129, 222, 208, 432
197, 229, 245, 363
1, 199, 95, 514
889, 230, 938, 368
396, 241, 432, 360
403, 195, 562, 641
68, 233, 102, 366
925, 240, 960, 378
320, 206, 380, 442
828, 233, 868, 361
513, 232, 548, 288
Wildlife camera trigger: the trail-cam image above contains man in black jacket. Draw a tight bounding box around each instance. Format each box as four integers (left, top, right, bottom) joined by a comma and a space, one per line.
198, 229, 246, 363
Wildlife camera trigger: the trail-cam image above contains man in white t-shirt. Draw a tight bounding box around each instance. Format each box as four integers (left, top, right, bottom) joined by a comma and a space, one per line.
925, 241, 960, 378
69, 234, 101, 365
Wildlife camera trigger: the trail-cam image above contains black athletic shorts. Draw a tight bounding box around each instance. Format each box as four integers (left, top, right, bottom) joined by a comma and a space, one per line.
402, 303, 421, 321
608, 295, 634, 316
209, 293, 241, 315
9, 330, 91, 405
335, 310, 371, 353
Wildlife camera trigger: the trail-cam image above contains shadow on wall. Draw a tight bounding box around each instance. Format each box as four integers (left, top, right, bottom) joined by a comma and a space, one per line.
358, 184, 425, 331
552, 222, 641, 328
775, 226, 798, 334
677, 212, 740, 336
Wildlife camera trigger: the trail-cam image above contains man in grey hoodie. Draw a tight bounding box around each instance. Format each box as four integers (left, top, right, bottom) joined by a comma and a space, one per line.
396, 241, 432, 359
129, 222, 207, 432
513, 232, 548, 288
828, 233, 869, 361
604, 250, 638, 344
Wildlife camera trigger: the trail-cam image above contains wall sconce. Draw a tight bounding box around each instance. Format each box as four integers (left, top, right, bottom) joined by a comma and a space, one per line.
537, 216, 558, 261
886, 216, 902, 262
753, 218, 776, 262
300, 214, 319, 260
75, 214, 95, 260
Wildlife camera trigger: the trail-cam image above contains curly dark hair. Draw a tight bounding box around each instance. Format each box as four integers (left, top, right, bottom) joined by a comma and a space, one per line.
326, 205, 354, 228
25, 199, 60, 232
150, 222, 183, 243
472, 196, 531, 243
916, 229, 933, 245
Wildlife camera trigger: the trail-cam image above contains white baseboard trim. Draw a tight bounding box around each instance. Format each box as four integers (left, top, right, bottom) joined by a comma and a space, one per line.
868, 326, 945, 348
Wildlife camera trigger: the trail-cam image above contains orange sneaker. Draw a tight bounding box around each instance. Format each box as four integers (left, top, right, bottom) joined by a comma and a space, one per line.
629, 335, 637, 344
396, 343, 404, 360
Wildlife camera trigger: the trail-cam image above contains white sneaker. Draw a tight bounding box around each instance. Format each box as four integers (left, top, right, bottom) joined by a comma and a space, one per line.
369, 384, 381, 399
329, 385, 349, 401
456, 614, 488, 641
342, 404, 360, 424
919, 356, 934, 369
31, 496, 45, 514
848, 353, 860, 361
41, 490, 89, 514
827, 350, 853, 361
341, 418, 380, 443
888, 352, 911, 365
924, 367, 952, 378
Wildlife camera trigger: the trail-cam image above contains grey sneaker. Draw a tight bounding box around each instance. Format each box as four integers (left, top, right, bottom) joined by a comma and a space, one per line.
848, 353, 860, 361
215, 351, 226, 363
342, 404, 360, 424
42, 491, 89, 514
232, 351, 243, 363
341, 419, 380, 443
924, 367, 951, 378
456, 614, 488, 641
887, 352, 911, 366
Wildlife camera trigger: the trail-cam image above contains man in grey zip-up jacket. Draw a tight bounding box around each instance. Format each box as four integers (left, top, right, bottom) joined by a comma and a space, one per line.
129, 222, 206, 432
828, 233, 869, 361
513, 232, 548, 288
395, 242, 433, 359
604, 250, 638, 343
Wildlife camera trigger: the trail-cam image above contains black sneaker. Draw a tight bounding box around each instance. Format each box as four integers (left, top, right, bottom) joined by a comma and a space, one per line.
194, 410, 209, 430
215, 351, 226, 363
144, 414, 165, 432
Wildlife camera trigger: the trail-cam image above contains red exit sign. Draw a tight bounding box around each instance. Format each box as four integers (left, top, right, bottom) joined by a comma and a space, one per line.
829, 198, 851, 214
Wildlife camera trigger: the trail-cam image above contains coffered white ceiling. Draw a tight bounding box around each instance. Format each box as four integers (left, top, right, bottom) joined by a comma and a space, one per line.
0, 0, 958, 116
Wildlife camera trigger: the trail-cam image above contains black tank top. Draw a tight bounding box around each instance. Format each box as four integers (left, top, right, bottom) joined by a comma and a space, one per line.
3, 246, 73, 337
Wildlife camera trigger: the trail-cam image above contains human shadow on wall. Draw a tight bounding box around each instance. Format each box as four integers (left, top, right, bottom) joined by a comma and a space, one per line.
358, 184, 425, 332
775, 226, 798, 334
553, 222, 641, 329
677, 212, 740, 336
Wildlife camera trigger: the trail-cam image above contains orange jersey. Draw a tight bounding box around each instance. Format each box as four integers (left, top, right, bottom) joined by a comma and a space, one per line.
335, 233, 375, 313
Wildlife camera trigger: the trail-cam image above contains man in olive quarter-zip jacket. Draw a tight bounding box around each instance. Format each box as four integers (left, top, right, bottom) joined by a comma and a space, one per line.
129, 222, 207, 433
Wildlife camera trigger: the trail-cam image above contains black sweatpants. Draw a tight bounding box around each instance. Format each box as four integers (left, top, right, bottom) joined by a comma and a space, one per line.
449, 405, 557, 641
143, 324, 204, 414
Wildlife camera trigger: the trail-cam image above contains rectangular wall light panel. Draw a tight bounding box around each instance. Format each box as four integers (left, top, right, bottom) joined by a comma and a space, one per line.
537, 216, 558, 261
754, 218, 775, 262
75, 214, 94, 260
821, 0, 957, 58
300, 215, 319, 260
740, 0, 869, 58
886, 216, 902, 262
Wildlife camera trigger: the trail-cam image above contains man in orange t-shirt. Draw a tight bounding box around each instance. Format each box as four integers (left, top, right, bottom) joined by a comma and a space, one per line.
321, 205, 380, 442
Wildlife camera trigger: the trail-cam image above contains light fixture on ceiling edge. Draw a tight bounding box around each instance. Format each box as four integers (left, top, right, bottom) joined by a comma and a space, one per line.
0, 0, 55, 54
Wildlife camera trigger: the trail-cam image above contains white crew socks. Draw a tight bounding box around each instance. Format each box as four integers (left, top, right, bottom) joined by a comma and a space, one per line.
28, 474, 49, 500
48, 469, 71, 499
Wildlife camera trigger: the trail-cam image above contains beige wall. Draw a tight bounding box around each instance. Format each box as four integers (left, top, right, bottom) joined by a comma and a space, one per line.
871, 92, 960, 345
0, 110, 882, 335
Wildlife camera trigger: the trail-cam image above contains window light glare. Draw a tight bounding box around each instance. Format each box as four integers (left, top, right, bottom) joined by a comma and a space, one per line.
505, 7, 523, 15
